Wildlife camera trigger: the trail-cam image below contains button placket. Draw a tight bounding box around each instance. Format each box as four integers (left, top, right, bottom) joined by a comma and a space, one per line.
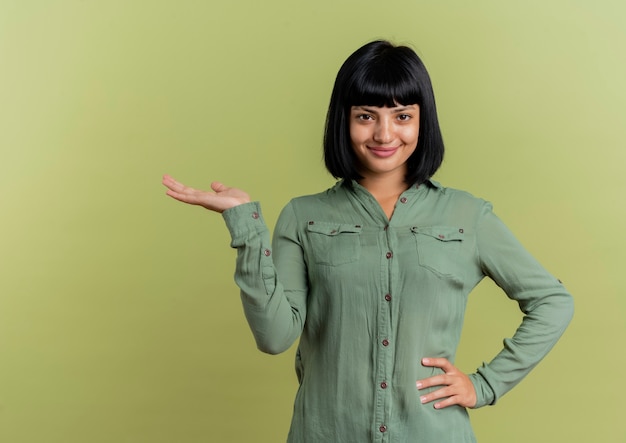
375, 223, 395, 439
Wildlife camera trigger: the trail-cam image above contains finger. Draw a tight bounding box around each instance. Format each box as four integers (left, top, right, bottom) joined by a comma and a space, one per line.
416, 374, 450, 389
162, 175, 175, 190
420, 386, 454, 405
418, 381, 476, 409
421, 357, 454, 372
162, 175, 190, 193
432, 395, 462, 409
165, 189, 200, 204
421, 387, 475, 409
166, 182, 212, 203
162, 174, 183, 187
211, 181, 228, 193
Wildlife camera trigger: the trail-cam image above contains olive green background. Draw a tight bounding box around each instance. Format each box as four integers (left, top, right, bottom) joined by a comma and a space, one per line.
1, 1, 624, 442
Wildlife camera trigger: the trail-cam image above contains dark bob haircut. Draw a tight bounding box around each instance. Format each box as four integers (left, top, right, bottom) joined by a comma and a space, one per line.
324, 40, 444, 186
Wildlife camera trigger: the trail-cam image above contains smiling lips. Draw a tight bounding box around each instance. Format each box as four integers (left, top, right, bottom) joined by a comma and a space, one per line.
368, 146, 400, 158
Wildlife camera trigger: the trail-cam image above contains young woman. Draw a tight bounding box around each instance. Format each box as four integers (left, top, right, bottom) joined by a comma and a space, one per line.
162, 40, 573, 442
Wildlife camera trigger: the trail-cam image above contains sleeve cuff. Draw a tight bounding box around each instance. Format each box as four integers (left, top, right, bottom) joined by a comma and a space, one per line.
469, 371, 496, 408
222, 202, 267, 247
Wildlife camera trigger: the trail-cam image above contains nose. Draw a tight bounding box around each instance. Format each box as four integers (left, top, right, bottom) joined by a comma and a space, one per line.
373, 117, 393, 144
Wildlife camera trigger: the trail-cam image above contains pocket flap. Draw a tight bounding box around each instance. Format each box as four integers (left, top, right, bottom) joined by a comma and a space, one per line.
410, 226, 464, 241
307, 221, 362, 236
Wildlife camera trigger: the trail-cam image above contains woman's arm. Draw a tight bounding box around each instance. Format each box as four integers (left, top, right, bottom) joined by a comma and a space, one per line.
163, 175, 307, 354
469, 201, 574, 407
222, 201, 307, 354
416, 201, 574, 409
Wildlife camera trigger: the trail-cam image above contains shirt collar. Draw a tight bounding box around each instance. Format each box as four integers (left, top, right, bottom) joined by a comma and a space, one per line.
426, 179, 442, 189
340, 178, 442, 191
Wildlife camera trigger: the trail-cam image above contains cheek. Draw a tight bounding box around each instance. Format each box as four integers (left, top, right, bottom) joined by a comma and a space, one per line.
402, 126, 420, 146
348, 124, 356, 146
349, 124, 369, 145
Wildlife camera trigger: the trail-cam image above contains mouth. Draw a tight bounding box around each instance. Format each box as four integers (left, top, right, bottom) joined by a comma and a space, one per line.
368, 146, 399, 158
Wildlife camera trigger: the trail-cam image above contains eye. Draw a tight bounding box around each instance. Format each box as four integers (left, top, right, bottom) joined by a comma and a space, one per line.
356, 114, 374, 121
397, 114, 412, 121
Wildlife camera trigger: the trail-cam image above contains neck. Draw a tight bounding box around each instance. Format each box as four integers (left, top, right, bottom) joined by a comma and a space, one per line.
356, 174, 409, 220
357, 173, 408, 200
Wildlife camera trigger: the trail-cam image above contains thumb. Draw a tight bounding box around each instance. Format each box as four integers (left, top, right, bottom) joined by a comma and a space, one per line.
211, 181, 228, 193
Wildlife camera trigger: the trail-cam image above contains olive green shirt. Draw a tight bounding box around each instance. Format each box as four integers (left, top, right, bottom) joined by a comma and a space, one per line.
222, 179, 573, 443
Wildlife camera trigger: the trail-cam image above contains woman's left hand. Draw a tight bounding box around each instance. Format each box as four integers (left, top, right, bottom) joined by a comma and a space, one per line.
416, 357, 477, 409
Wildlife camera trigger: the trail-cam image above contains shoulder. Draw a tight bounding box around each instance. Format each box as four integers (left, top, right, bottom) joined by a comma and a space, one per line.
282, 181, 351, 216
274, 182, 353, 236
424, 180, 493, 224
429, 180, 488, 205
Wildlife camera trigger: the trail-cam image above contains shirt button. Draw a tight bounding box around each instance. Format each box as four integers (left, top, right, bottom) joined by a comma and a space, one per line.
400, 197, 407, 203
379, 425, 387, 433
252, 212, 259, 219
384, 294, 392, 302
459, 228, 464, 233
386, 252, 393, 259
382, 339, 389, 347
263, 249, 271, 257
380, 381, 388, 389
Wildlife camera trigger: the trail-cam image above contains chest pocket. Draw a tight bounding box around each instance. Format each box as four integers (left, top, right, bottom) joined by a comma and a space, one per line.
411, 226, 464, 283
306, 221, 362, 266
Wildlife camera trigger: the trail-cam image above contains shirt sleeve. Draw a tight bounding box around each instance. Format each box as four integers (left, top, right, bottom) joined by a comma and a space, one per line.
468, 202, 574, 408
222, 201, 307, 355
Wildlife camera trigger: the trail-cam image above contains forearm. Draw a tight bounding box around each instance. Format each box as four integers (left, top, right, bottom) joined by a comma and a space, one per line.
223, 202, 306, 354
470, 285, 574, 407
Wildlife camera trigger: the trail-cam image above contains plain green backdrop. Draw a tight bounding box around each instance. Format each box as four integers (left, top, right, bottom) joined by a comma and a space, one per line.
1, 1, 624, 442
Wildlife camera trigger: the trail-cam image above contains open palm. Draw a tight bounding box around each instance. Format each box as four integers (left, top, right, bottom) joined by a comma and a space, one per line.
162, 175, 250, 213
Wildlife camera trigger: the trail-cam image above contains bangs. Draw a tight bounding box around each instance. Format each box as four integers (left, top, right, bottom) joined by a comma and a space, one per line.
346, 58, 423, 108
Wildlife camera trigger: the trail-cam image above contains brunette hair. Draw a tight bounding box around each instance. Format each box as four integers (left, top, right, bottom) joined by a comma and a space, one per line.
324, 40, 444, 185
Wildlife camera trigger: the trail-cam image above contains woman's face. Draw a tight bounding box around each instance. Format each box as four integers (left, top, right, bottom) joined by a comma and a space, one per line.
349, 104, 420, 182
